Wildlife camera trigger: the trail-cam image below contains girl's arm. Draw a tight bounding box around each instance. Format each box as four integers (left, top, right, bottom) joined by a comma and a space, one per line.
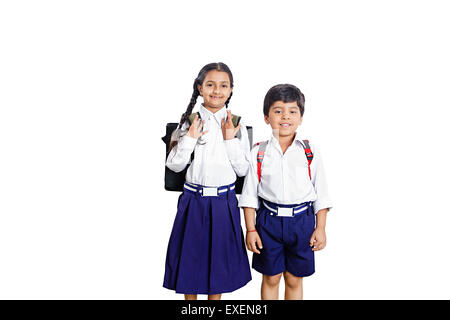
222, 111, 250, 177
238, 145, 259, 209
166, 116, 206, 173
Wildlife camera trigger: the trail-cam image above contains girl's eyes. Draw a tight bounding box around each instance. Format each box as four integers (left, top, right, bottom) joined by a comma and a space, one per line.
205, 83, 228, 88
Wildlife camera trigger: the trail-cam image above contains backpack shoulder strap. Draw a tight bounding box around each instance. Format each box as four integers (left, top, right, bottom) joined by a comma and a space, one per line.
302, 139, 314, 180
231, 114, 241, 127
187, 112, 200, 126
256, 141, 269, 182
230, 114, 242, 139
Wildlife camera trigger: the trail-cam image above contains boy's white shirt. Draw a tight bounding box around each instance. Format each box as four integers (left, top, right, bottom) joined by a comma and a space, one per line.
166, 105, 250, 187
238, 133, 332, 215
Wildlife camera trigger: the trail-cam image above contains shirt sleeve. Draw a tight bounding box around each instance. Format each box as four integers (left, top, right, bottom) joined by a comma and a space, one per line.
165, 121, 197, 173
223, 118, 250, 177
238, 145, 260, 209
310, 144, 333, 214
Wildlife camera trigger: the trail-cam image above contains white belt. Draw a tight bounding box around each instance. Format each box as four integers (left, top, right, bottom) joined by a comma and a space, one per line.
184, 182, 235, 197
262, 200, 310, 217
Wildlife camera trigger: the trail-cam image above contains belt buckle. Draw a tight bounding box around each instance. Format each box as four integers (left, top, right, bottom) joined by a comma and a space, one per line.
277, 207, 293, 217
202, 187, 218, 197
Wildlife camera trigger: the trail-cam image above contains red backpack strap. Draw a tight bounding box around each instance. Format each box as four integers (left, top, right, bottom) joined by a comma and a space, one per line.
302, 140, 314, 180
256, 141, 268, 182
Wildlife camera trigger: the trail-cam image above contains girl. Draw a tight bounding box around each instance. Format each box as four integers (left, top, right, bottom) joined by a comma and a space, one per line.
163, 62, 252, 300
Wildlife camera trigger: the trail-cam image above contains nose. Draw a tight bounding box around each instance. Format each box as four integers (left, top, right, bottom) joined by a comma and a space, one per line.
213, 86, 220, 94
281, 111, 290, 119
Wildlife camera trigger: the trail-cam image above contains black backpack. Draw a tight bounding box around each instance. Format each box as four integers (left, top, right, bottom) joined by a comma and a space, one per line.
162, 112, 252, 193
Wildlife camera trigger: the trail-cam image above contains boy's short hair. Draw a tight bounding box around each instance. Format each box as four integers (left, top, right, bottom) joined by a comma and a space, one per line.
263, 84, 305, 116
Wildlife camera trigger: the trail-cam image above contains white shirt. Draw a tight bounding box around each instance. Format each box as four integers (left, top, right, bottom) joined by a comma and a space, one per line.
238, 133, 332, 215
166, 105, 250, 187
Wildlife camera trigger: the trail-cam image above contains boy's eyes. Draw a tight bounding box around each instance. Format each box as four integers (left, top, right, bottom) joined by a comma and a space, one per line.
274, 110, 298, 114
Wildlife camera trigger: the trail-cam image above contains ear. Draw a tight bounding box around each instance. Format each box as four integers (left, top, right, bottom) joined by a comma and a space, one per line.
299, 115, 303, 125
197, 84, 203, 96
264, 115, 270, 124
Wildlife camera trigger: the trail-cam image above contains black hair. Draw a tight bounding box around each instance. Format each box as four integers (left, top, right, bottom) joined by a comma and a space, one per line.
263, 84, 305, 117
178, 62, 234, 129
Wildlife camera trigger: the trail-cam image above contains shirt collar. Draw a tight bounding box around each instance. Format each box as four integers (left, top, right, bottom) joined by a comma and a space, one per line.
199, 104, 227, 125
269, 131, 305, 151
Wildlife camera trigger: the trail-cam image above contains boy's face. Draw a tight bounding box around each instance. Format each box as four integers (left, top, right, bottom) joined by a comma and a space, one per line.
197, 70, 232, 112
264, 100, 302, 138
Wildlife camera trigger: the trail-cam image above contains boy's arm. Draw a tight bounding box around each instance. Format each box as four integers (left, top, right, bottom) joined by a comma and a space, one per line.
243, 207, 257, 231
310, 145, 333, 214
310, 208, 328, 251
243, 207, 263, 254
316, 208, 328, 230
309, 144, 332, 251
239, 146, 263, 253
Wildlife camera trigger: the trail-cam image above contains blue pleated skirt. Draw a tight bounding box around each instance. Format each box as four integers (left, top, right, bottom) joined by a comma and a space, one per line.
163, 182, 252, 295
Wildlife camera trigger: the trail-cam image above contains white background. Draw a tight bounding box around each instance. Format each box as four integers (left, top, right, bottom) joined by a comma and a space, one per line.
1, 0, 449, 299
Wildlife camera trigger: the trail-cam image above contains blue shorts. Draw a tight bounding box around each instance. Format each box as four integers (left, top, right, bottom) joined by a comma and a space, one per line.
252, 199, 316, 278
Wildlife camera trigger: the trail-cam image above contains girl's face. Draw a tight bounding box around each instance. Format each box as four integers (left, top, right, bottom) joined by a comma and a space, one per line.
197, 70, 232, 112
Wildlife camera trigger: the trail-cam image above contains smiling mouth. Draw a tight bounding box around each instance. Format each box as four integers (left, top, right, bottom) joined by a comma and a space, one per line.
280, 123, 291, 127
210, 95, 222, 99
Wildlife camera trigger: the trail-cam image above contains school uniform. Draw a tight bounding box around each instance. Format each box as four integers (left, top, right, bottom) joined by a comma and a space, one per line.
163, 105, 252, 295
239, 133, 332, 277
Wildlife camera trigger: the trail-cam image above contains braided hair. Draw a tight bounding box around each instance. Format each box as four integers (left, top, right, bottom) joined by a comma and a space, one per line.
178, 62, 234, 129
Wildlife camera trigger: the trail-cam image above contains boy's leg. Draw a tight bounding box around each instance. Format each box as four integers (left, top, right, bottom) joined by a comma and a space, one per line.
261, 273, 282, 300
283, 271, 303, 300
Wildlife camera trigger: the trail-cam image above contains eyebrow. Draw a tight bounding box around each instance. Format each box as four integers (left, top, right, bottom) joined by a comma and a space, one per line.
272, 106, 298, 109
204, 80, 230, 84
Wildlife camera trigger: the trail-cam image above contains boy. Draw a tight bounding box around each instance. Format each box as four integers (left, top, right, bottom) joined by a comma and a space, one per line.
239, 84, 332, 300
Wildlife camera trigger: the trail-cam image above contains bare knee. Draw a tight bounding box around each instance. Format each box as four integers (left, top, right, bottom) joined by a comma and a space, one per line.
263, 273, 282, 287
284, 271, 302, 289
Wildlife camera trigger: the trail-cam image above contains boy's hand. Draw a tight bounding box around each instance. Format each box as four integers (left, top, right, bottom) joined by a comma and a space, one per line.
186, 114, 208, 139
221, 110, 241, 140
310, 227, 326, 251
246, 230, 263, 254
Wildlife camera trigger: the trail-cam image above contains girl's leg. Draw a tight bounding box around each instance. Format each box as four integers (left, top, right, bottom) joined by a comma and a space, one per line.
184, 294, 197, 300
261, 273, 282, 300
208, 294, 222, 300
283, 271, 303, 300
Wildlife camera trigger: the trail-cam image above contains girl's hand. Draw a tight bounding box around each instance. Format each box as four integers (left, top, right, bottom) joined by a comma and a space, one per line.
246, 230, 263, 254
186, 114, 208, 139
221, 110, 241, 140
310, 227, 326, 251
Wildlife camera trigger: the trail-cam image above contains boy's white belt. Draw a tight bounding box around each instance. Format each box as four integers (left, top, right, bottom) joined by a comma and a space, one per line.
262, 200, 311, 217
184, 182, 235, 197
